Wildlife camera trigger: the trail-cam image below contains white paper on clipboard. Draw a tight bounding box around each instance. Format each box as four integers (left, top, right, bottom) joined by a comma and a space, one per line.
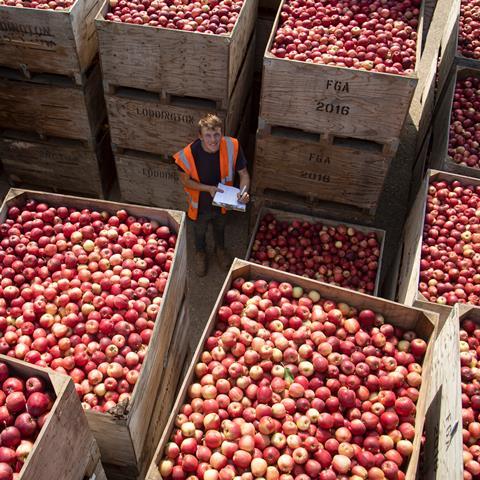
212, 183, 246, 212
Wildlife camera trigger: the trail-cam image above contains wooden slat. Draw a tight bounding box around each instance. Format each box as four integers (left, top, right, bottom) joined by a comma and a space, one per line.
259, 0, 422, 145
0, 62, 105, 141
252, 124, 392, 212
146, 258, 437, 480
0, 189, 187, 474
106, 33, 254, 156
115, 151, 186, 210
422, 305, 463, 480
254, 13, 274, 74
95, 0, 257, 106
0, 0, 100, 80
245, 206, 386, 295
249, 189, 376, 234
138, 302, 190, 479
0, 130, 113, 198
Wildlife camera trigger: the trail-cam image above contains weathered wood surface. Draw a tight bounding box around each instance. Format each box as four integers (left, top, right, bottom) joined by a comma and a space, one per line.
0, 62, 105, 141
252, 122, 392, 213
0, 130, 113, 198
96, 0, 257, 106
0, 0, 100, 80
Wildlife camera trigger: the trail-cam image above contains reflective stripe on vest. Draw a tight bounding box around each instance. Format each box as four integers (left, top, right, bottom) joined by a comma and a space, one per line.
178, 149, 192, 172
221, 136, 235, 184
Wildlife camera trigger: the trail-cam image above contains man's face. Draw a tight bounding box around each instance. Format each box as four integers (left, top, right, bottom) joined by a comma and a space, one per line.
199, 127, 222, 153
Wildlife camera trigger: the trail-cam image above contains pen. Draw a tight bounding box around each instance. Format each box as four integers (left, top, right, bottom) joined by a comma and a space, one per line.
239, 186, 247, 197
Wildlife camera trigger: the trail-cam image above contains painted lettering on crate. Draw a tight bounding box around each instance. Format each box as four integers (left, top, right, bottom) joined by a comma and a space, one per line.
316, 102, 350, 116
308, 153, 330, 164
135, 107, 195, 124
326, 79, 350, 92
300, 171, 330, 183
0, 22, 56, 47
142, 167, 179, 182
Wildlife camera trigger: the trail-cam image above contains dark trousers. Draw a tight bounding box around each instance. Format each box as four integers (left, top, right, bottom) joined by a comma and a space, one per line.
191, 209, 226, 252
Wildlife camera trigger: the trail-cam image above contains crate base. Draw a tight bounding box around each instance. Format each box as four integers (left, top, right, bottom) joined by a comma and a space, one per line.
0, 130, 114, 199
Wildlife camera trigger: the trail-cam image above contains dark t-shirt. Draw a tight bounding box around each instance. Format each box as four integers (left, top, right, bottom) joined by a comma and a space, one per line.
177, 138, 247, 214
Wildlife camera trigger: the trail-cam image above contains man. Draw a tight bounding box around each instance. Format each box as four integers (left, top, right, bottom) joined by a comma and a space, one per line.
174, 114, 250, 277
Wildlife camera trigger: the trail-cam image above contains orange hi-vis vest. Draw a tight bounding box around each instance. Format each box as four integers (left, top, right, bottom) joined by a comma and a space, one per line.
174, 136, 239, 221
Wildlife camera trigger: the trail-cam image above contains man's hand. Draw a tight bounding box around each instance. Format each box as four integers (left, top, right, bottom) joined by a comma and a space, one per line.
237, 190, 250, 204
208, 185, 223, 197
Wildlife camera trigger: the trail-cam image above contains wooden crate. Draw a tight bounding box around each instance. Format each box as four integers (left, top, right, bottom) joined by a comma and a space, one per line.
0, 189, 187, 477
106, 32, 254, 156
422, 305, 464, 480
0, 0, 99, 82
259, 0, 426, 147
145, 258, 437, 480
0, 62, 105, 142
396, 169, 480, 325
245, 206, 386, 295
0, 129, 114, 199
115, 93, 253, 210
95, 0, 257, 108
250, 179, 376, 232
0, 355, 105, 480
252, 121, 394, 214
430, 65, 480, 178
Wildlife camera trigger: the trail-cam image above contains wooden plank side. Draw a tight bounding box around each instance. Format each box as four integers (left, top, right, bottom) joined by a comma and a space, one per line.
115, 151, 186, 210
245, 206, 386, 296
69, 0, 101, 72
436, 0, 461, 96
0, 131, 111, 197
138, 302, 190, 479
106, 32, 253, 156
253, 128, 391, 211
86, 410, 136, 468
254, 13, 274, 73
423, 306, 463, 480
128, 218, 187, 462
261, 53, 416, 144
249, 188, 376, 232
227, 0, 257, 97
0, 8, 80, 77
146, 259, 437, 480
0, 64, 104, 141
396, 174, 429, 305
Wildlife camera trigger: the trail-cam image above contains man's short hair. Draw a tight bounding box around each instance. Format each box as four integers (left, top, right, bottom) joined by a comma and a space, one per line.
198, 114, 222, 133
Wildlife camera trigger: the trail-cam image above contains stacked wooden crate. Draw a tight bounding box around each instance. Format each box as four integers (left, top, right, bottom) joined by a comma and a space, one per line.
251, 0, 427, 222
146, 258, 438, 480
95, 0, 257, 210
0, 1, 114, 198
